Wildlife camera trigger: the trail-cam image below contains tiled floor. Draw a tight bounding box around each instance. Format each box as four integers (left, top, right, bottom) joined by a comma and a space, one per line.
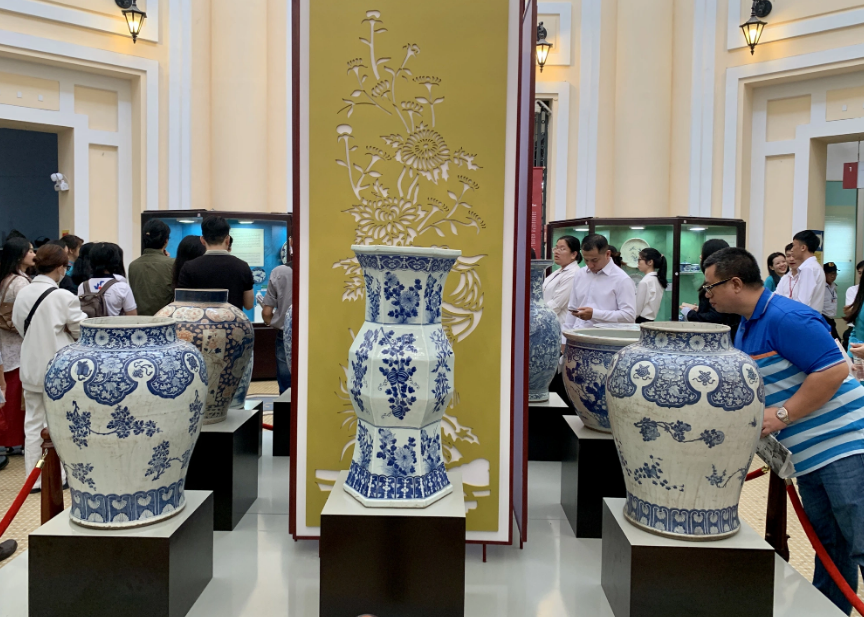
0, 431, 846, 616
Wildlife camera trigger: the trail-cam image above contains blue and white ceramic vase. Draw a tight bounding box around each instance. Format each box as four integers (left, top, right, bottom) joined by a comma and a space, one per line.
528, 260, 561, 402
562, 328, 640, 432
606, 323, 764, 540
231, 355, 254, 408
156, 289, 254, 424
345, 245, 460, 508
43, 317, 208, 528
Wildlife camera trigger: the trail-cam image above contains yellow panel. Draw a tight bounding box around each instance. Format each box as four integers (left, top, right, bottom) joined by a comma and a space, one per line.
89, 145, 118, 243
766, 95, 811, 142
0, 72, 59, 111
45, 0, 147, 16
74, 86, 119, 132
306, 2, 510, 532
741, 0, 860, 24
826, 85, 864, 122
764, 155, 795, 264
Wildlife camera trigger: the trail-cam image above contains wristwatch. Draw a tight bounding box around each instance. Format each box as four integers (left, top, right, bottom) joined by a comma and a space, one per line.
776, 406, 792, 426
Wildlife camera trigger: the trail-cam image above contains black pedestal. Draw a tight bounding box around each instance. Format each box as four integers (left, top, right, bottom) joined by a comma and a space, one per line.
272, 389, 290, 457
29, 491, 214, 617
561, 415, 626, 538
601, 498, 774, 617
528, 392, 575, 461
185, 406, 261, 531
320, 470, 466, 617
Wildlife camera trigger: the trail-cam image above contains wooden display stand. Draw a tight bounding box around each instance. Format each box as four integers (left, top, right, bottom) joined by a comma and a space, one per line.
271, 389, 291, 457
560, 415, 626, 538
601, 498, 774, 617
29, 491, 214, 617
185, 403, 262, 531
528, 391, 575, 461
320, 471, 466, 617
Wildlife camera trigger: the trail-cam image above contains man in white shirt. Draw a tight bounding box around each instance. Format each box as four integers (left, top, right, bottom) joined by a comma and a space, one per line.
562, 234, 636, 338
776, 243, 797, 299
789, 230, 825, 313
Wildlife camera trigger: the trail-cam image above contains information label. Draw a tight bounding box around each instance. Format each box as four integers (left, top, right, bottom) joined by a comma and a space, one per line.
230, 228, 264, 267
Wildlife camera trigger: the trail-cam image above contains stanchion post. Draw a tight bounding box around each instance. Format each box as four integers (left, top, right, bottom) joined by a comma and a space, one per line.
40, 428, 64, 524
764, 470, 790, 562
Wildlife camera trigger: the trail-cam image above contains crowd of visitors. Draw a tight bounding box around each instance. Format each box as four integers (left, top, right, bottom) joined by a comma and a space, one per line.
0, 215, 293, 563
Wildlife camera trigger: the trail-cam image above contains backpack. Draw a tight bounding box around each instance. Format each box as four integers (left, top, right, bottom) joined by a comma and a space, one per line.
79, 279, 119, 318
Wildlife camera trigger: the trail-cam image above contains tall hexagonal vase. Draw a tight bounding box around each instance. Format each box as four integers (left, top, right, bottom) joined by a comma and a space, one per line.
528, 260, 561, 402
345, 245, 460, 508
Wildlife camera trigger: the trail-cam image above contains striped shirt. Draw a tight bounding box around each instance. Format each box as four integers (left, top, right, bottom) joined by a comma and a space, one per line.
736, 289, 864, 477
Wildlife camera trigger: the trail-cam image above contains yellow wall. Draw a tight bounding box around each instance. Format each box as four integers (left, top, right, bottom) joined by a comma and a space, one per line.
74, 86, 119, 132
766, 96, 811, 142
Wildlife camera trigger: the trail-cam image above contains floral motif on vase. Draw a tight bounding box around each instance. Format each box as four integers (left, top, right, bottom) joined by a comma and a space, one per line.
606, 324, 763, 540
344, 246, 459, 507
44, 318, 208, 528
562, 330, 639, 433
528, 261, 561, 402
156, 292, 254, 424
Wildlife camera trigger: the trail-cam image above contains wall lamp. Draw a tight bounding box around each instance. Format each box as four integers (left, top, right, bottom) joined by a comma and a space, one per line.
536, 22, 553, 72
115, 0, 147, 43
740, 0, 772, 55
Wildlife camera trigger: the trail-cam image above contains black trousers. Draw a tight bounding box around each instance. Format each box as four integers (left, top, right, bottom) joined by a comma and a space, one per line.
635, 316, 653, 324
824, 316, 841, 341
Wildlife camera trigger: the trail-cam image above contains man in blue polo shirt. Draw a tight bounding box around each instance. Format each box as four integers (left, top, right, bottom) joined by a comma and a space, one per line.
702, 247, 864, 614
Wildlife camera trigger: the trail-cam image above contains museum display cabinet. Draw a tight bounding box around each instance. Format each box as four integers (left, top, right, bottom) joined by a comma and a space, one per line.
545, 217, 746, 322
140, 210, 293, 380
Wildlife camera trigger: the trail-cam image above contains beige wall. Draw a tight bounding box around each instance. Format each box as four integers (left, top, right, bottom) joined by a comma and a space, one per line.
763, 154, 794, 259
89, 145, 119, 243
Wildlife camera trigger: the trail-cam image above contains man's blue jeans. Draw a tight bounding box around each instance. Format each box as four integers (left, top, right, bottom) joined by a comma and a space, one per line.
275, 329, 291, 394
796, 453, 864, 615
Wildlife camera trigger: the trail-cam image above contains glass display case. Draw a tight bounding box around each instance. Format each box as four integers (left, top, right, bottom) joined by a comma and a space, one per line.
545, 217, 746, 322
140, 210, 293, 380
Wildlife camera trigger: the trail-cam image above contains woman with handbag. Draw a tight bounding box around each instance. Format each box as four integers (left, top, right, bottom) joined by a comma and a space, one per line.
0, 238, 35, 459
12, 244, 85, 490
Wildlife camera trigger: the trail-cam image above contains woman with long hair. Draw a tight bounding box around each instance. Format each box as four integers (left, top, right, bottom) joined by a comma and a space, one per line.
680, 239, 741, 338
0, 238, 35, 458
845, 283, 864, 381
172, 235, 206, 289
70, 242, 94, 288
764, 251, 787, 292
635, 248, 667, 323
77, 242, 137, 316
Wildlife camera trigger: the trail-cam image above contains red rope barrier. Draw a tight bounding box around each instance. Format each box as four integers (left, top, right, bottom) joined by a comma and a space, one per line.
262, 423, 273, 431
786, 482, 864, 616
0, 453, 46, 538
745, 467, 768, 482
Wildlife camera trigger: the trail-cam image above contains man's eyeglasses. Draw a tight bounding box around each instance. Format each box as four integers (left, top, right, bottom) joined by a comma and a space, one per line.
700, 278, 733, 295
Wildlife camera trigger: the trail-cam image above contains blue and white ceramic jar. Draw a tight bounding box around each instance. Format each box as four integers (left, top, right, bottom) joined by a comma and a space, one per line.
156, 289, 254, 424
562, 328, 640, 432
43, 317, 208, 528
345, 245, 460, 508
528, 260, 561, 402
606, 323, 764, 540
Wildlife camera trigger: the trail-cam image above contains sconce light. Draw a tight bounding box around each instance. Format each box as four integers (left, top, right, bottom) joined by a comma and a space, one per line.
740, 0, 772, 55
115, 0, 147, 43
536, 22, 553, 72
